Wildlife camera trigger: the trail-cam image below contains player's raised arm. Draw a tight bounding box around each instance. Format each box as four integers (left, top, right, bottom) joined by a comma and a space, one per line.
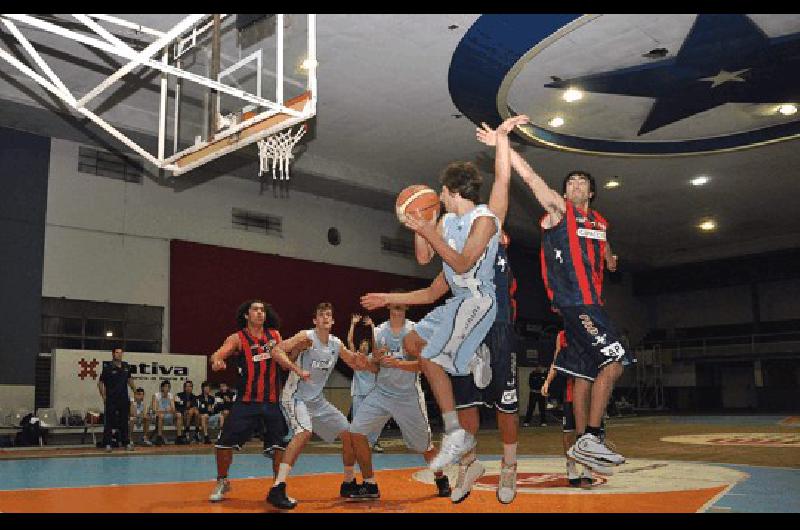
476, 118, 565, 225
209, 333, 241, 372
481, 115, 530, 225
361, 271, 450, 310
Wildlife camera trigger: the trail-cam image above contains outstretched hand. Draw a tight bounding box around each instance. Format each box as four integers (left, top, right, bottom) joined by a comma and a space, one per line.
476, 122, 497, 147
497, 114, 530, 135
361, 293, 389, 311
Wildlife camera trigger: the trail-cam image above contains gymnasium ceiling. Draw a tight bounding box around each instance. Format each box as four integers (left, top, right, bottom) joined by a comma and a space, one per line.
1, 14, 799, 270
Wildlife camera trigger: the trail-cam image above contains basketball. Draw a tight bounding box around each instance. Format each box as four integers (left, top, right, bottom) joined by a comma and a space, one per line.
396, 185, 441, 223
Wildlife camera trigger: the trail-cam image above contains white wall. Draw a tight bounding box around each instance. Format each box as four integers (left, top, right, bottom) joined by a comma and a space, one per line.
43, 138, 435, 352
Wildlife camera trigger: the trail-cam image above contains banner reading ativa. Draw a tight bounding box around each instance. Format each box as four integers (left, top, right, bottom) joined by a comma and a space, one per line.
52, 349, 208, 415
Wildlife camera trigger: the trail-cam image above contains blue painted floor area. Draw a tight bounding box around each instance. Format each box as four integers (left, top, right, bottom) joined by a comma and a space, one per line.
0, 453, 429, 491
712, 464, 800, 513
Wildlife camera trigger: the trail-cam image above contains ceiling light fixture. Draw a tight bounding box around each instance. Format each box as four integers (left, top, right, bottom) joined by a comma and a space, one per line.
106, 331, 113, 337
604, 178, 621, 189
691, 175, 710, 186
563, 88, 583, 102
698, 219, 717, 232
548, 116, 565, 128
778, 103, 798, 116
300, 58, 318, 70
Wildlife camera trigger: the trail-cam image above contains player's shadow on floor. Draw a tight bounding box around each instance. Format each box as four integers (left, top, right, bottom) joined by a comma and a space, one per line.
315, 498, 414, 512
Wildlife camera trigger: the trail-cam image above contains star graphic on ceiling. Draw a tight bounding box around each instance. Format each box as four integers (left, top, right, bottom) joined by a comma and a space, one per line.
544, 14, 800, 135
699, 68, 750, 88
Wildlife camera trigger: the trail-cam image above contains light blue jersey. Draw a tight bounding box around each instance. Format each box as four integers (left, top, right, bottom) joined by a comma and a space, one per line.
351, 361, 376, 397
282, 329, 342, 403
375, 319, 418, 398
442, 204, 501, 299
416, 204, 501, 375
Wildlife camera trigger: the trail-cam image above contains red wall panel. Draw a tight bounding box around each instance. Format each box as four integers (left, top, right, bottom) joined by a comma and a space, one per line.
170, 240, 432, 384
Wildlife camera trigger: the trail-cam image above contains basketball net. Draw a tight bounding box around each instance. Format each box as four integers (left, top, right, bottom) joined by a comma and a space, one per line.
257, 125, 307, 181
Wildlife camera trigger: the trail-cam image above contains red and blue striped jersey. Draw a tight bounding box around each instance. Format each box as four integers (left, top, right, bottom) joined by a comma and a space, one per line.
233, 328, 282, 403
540, 201, 608, 308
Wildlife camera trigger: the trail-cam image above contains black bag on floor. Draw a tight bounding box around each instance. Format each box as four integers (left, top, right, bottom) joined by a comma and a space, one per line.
15, 414, 41, 446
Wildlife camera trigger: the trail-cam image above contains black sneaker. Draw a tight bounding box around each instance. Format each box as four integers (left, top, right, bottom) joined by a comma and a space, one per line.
204, 435, 211, 444
568, 477, 582, 487
266, 482, 297, 510
349, 482, 380, 500
175, 435, 188, 445
435, 475, 451, 497
340, 479, 357, 498
580, 476, 598, 489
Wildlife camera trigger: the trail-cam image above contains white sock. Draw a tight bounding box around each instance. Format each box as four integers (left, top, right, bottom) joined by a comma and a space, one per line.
503, 443, 517, 466
273, 463, 291, 486
581, 465, 593, 478
442, 411, 460, 434
344, 466, 355, 482
459, 450, 476, 466
566, 459, 579, 479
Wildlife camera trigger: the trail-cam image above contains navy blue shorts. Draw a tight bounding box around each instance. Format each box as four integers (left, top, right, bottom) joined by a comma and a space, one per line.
215, 401, 289, 452
480, 321, 518, 413
554, 305, 635, 381
451, 321, 519, 413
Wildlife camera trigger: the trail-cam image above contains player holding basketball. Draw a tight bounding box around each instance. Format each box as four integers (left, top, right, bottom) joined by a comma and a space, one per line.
269, 302, 376, 508
207, 300, 310, 507
361, 114, 528, 475
476, 118, 634, 474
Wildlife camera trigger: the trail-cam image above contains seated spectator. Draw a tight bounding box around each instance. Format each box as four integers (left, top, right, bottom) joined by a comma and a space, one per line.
197, 381, 219, 444
151, 380, 180, 446
129, 387, 153, 446
175, 380, 200, 444
214, 381, 235, 430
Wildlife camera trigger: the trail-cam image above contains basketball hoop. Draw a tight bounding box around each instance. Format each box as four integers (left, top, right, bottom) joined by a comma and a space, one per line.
257, 125, 307, 181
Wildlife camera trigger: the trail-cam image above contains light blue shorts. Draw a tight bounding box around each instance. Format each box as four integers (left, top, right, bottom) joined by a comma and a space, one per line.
350, 387, 431, 453
282, 395, 350, 443
415, 294, 497, 376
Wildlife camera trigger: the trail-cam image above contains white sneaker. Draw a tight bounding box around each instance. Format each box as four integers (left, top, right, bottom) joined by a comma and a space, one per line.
496, 461, 517, 504
567, 433, 623, 473
105, 445, 112, 453
470, 343, 492, 389
450, 458, 485, 504
569, 433, 625, 467
126, 443, 135, 452
429, 429, 476, 471
209, 478, 231, 502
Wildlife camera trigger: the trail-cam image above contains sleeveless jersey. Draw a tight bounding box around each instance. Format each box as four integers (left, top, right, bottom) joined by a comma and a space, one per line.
442, 204, 501, 299
133, 400, 145, 416
351, 360, 376, 396
283, 329, 342, 402
493, 243, 516, 324
233, 327, 283, 403
155, 392, 173, 412
374, 319, 418, 398
540, 201, 608, 308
